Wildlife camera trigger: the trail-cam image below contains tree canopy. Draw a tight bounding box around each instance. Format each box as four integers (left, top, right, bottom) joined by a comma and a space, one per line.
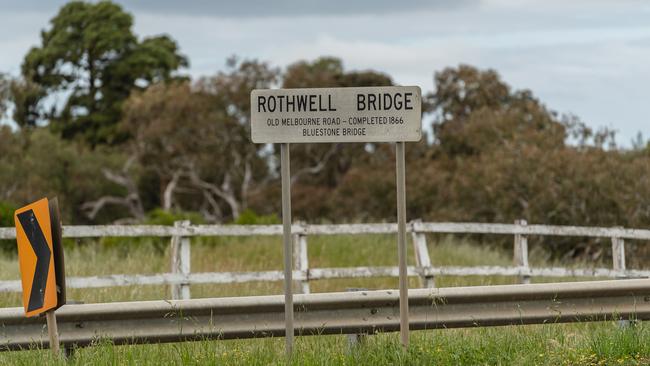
0, 74, 10, 119
21, 0, 187, 145
1, 1, 648, 261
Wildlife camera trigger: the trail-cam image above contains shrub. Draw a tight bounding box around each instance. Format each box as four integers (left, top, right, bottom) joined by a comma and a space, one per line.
234, 209, 280, 225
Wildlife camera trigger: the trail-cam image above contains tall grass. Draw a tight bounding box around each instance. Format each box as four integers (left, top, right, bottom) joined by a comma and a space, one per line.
2, 323, 649, 365
0, 234, 641, 364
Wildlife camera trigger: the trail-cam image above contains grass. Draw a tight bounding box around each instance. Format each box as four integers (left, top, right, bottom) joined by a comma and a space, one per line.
2, 323, 650, 365
0, 233, 641, 364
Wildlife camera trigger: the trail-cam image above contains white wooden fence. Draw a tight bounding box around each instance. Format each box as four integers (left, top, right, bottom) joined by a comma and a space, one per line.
1, 220, 649, 299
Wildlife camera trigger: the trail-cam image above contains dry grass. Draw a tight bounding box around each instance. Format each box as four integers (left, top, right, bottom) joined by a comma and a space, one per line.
0, 233, 640, 365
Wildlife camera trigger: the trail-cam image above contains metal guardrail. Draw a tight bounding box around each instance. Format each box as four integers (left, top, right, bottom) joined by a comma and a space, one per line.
1, 279, 649, 351
0, 221, 646, 296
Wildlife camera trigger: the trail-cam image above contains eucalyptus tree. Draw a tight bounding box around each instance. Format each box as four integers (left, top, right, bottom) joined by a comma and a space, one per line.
21, 1, 187, 146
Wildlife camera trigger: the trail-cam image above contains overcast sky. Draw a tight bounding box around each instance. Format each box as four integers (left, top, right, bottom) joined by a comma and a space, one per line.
1, 0, 649, 145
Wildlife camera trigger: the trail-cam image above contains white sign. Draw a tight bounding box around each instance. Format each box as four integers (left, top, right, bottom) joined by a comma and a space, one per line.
250, 86, 422, 143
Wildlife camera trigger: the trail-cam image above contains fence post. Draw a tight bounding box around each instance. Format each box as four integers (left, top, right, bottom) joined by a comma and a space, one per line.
513, 219, 531, 284
170, 220, 191, 300
611, 231, 626, 278
612, 228, 630, 327
293, 224, 310, 294
410, 219, 434, 288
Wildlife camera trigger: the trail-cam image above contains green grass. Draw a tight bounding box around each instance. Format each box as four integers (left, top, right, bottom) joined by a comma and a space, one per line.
0, 234, 640, 364
2, 323, 649, 365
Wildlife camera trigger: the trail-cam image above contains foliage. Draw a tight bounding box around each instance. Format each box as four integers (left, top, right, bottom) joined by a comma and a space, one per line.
0, 234, 646, 364
233, 209, 280, 225
4, 324, 650, 365
2, 0, 650, 261
21, 0, 187, 145
145, 208, 204, 226
0, 74, 10, 119
0, 126, 128, 224
0, 201, 15, 227
120, 58, 278, 222
430, 64, 566, 156
0, 201, 16, 255
8, 78, 45, 129
281, 57, 394, 220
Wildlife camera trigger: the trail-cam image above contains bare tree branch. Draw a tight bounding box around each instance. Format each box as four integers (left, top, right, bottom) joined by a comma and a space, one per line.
188, 169, 241, 219
200, 191, 224, 222
81, 194, 143, 221
240, 160, 252, 209
162, 170, 182, 211
2, 183, 17, 200
81, 155, 145, 222
291, 144, 339, 185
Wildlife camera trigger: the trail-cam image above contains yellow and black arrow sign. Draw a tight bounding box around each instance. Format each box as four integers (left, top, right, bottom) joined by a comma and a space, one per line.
14, 198, 66, 317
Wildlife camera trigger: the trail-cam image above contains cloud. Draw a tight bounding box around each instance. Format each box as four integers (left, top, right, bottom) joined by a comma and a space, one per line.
0, 0, 648, 144
0, 0, 475, 18
131, 0, 477, 17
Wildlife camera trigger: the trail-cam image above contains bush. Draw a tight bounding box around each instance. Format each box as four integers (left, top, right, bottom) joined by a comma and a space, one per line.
0, 201, 16, 254
101, 209, 205, 255
234, 209, 280, 225
144, 208, 205, 226
0, 201, 15, 227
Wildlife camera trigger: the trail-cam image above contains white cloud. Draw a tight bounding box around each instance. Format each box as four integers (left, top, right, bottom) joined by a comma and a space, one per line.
0, 0, 649, 144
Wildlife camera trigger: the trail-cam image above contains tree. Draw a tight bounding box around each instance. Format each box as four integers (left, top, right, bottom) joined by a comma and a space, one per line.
194, 57, 280, 220
115, 58, 279, 222
430, 65, 565, 156
9, 78, 45, 128
21, 1, 187, 146
0, 126, 22, 203
281, 57, 394, 219
0, 126, 130, 223
0, 74, 9, 119
119, 81, 215, 215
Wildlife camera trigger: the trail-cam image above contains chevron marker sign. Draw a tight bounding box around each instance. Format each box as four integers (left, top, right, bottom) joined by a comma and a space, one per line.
14, 198, 65, 317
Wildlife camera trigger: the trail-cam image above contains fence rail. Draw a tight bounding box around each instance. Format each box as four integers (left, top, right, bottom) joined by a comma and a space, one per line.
2, 279, 649, 351
0, 221, 647, 298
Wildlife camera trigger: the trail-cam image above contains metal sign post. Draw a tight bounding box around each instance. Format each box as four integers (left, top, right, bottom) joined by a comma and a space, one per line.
250, 86, 422, 355
395, 141, 409, 347
280, 143, 294, 357
14, 197, 66, 357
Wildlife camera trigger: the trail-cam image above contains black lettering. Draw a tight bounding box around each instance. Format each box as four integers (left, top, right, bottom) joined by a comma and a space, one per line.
297, 95, 308, 111
318, 95, 326, 111
357, 94, 366, 110
405, 93, 413, 110
267, 96, 276, 112
287, 95, 296, 111
309, 95, 317, 111
277, 95, 285, 112
383, 93, 392, 110
394, 93, 403, 110
328, 95, 336, 111
258, 96, 267, 112
368, 94, 377, 110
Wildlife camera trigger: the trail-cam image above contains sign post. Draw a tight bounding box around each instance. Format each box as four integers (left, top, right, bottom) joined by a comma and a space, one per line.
280, 142, 294, 355
14, 197, 66, 356
251, 86, 421, 352
395, 141, 409, 346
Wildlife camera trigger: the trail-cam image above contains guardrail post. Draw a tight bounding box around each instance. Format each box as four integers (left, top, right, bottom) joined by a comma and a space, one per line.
293, 224, 310, 294
171, 220, 191, 300
514, 219, 531, 284
410, 220, 434, 288
346, 287, 369, 350
611, 231, 626, 278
